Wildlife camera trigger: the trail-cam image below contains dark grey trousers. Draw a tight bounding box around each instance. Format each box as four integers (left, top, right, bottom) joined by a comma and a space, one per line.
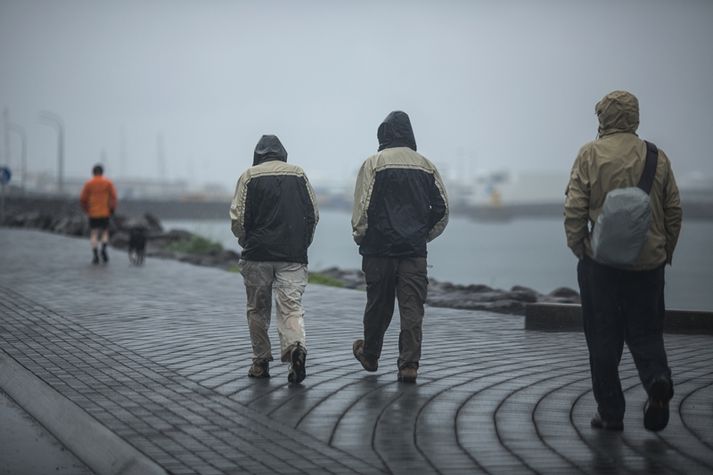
578, 256, 673, 422
361, 256, 428, 369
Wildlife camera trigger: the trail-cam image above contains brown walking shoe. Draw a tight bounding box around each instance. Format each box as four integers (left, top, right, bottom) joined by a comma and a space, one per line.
353, 339, 378, 372
247, 360, 270, 378
397, 365, 418, 383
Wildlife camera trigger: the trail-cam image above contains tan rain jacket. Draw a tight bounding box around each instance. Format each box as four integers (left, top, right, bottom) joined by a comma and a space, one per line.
564, 90, 682, 270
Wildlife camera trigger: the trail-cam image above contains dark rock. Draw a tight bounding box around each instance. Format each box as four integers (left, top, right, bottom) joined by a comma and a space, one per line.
10, 211, 52, 230
110, 231, 130, 249
144, 213, 163, 232
52, 214, 86, 236
505, 288, 540, 303
219, 249, 241, 262
548, 287, 580, 299
111, 214, 128, 231
511, 285, 538, 294
439, 281, 457, 291
465, 284, 493, 293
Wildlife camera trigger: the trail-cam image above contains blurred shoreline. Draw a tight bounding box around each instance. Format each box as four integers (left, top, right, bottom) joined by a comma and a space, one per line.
2, 191, 712, 222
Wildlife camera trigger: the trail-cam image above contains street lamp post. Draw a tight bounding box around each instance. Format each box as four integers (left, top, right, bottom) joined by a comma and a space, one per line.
7, 123, 27, 192
39, 110, 65, 194
2, 109, 9, 169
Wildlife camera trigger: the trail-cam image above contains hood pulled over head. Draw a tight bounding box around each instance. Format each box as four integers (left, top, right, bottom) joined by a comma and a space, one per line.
253, 135, 287, 166
377, 111, 417, 152
595, 90, 640, 137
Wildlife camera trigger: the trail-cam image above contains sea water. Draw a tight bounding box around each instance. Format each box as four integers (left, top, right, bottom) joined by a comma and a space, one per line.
163, 209, 713, 311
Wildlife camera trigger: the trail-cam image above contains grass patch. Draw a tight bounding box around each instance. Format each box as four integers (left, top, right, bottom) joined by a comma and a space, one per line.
308, 272, 344, 288
166, 235, 223, 255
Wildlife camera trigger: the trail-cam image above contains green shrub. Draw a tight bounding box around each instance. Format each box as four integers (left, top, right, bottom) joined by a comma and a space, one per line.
308, 273, 344, 288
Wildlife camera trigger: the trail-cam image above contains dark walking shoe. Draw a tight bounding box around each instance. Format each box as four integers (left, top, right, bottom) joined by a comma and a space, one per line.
590, 412, 623, 431
92, 249, 100, 265
101, 245, 109, 263
644, 377, 672, 432
397, 365, 418, 383
248, 360, 270, 378
352, 339, 377, 372
288, 344, 307, 385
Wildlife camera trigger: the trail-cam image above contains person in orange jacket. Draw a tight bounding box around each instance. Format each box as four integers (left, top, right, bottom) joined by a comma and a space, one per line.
80, 164, 117, 264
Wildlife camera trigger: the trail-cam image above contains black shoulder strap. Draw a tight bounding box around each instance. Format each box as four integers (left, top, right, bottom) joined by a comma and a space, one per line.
637, 141, 658, 194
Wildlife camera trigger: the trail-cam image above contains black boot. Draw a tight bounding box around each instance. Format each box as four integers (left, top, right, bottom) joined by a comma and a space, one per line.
101, 243, 109, 263
92, 248, 99, 265
288, 344, 307, 384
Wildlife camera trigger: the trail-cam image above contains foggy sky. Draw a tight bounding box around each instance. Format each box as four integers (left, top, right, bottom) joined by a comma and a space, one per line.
1, 0, 712, 191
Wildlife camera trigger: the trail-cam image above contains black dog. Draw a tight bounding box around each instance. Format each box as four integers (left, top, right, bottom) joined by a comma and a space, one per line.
128, 226, 147, 265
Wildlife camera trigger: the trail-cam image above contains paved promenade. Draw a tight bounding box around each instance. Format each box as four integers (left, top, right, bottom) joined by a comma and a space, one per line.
1, 228, 712, 474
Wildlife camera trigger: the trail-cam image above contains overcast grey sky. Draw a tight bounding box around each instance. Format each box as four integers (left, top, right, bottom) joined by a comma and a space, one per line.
1, 0, 712, 191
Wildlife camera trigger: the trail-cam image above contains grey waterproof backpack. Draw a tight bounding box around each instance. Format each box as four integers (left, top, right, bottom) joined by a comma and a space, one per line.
591, 141, 658, 267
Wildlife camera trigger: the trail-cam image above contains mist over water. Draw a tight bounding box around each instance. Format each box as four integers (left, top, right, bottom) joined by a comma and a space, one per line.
163, 210, 713, 311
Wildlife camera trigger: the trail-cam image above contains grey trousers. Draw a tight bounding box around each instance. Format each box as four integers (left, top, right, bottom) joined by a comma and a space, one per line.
240, 260, 308, 363
361, 256, 428, 369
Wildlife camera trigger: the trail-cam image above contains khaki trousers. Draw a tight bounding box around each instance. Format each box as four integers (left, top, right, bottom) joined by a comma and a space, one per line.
240, 260, 308, 362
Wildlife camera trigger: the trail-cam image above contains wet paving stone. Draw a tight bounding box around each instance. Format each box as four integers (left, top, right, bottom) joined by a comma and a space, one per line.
1, 228, 712, 474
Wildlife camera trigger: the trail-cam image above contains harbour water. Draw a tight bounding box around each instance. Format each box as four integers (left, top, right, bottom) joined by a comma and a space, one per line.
163, 209, 713, 311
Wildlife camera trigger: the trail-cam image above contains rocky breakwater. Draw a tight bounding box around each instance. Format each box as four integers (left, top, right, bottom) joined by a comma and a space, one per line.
313, 266, 580, 316
3, 200, 579, 315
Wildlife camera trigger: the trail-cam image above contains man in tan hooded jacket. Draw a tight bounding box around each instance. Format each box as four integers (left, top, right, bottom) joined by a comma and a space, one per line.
565, 90, 682, 432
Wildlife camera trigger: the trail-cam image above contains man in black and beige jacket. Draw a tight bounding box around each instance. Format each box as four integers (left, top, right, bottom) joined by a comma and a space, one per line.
351, 110, 449, 383
230, 134, 319, 384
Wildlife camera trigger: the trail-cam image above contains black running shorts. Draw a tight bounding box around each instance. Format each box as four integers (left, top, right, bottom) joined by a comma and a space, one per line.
89, 217, 110, 230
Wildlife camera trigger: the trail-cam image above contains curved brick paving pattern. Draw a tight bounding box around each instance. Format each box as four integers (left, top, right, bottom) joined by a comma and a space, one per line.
1, 229, 712, 474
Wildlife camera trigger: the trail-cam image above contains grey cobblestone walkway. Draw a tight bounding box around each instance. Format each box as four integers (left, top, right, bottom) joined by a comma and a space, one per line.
1, 229, 712, 474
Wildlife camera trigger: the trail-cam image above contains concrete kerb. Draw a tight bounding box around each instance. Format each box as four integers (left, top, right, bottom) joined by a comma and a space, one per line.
525, 302, 713, 334
0, 350, 166, 475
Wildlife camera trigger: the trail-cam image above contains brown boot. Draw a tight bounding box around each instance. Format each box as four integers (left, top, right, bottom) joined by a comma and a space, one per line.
398, 365, 417, 383
248, 360, 270, 378
353, 339, 377, 372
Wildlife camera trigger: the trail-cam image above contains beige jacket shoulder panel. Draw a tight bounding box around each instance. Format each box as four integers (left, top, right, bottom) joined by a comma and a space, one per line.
229, 170, 250, 247
425, 156, 449, 241
351, 153, 377, 245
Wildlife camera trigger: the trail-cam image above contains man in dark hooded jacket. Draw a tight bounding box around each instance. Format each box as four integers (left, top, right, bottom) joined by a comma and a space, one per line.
565, 91, 682, 432
351, 111, 449, 383
230, 135, 319, 384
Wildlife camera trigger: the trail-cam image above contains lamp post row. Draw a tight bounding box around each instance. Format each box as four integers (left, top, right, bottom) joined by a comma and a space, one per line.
2, 108, 64, 194
39, 110, 65, 195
